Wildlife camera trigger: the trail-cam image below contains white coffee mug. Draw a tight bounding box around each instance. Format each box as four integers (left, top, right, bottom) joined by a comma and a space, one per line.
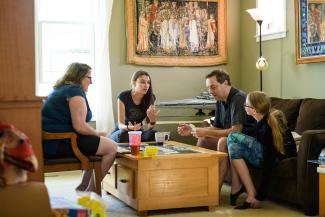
155, 132, 170, 144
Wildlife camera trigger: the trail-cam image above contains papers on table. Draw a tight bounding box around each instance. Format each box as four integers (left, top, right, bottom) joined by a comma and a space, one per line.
117, 143, 201, 155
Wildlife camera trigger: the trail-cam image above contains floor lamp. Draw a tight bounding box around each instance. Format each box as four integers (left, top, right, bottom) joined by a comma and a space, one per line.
246, 8, 268, 91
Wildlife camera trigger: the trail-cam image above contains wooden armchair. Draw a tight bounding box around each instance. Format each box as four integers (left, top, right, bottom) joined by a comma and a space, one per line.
42, 131, 102, 196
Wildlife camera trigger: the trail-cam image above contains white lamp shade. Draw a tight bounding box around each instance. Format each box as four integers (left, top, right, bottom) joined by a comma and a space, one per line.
246, 8, 263, 21
256, 57, 269, 71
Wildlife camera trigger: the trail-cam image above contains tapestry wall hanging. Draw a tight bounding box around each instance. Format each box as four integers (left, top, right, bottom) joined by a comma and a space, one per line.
126, 0, 227, 66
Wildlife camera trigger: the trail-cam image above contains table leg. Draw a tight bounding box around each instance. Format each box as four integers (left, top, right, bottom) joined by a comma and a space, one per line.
138, 210, 147, 217
208, 206, 216, 212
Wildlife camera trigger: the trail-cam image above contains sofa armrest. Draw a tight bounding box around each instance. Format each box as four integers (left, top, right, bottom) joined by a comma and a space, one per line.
297, 129, 325, 215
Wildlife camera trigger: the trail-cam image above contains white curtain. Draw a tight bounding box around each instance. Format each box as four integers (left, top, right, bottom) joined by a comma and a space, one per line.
94, 0, 115, 132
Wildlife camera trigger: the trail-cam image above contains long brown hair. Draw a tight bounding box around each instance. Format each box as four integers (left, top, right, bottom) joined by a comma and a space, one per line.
131, 70, 154, 111
54, 62, 91, 88
247, 91, 285, 154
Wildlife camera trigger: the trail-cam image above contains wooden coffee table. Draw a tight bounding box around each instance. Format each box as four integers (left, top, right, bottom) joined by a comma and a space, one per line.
103, 141, 227, 216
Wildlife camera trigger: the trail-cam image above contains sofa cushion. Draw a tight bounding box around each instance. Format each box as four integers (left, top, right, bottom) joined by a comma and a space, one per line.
270, 97, 302, 132
273, 157, 297, 178
295, 98, 325, 135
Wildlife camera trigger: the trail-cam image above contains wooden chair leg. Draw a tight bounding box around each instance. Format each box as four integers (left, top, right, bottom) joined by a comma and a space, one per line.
94, 161, 102, 196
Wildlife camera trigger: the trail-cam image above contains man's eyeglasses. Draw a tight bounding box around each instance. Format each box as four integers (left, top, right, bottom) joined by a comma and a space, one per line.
243, 103, 254, 109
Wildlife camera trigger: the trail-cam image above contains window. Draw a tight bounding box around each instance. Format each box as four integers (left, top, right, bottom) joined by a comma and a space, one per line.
36, 0, 96, 118
257, 0, 286, 41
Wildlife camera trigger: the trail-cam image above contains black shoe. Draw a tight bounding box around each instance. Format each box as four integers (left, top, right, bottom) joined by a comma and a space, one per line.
230, 185, 246, 206
234, 201, 251, 209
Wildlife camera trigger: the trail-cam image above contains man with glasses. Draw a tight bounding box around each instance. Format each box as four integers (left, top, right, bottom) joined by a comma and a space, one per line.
177, 69, 256, 195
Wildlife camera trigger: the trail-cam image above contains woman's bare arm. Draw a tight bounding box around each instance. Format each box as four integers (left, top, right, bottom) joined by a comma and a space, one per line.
69, 96, 99, 136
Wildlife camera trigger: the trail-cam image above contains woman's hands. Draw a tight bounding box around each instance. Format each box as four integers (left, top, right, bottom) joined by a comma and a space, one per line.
146, 105, 159, 123
127, 122, 142, 131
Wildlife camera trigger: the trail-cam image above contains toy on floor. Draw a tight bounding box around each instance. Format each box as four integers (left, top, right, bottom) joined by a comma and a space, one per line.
78, 191, 107, 217
0, 123, 38, 187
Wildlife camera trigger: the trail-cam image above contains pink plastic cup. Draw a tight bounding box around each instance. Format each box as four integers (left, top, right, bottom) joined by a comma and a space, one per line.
130, 145, 140, 156
128, 131, 142, 155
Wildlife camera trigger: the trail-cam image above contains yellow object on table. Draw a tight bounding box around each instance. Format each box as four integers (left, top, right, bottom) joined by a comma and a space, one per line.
145, 146, 159, 156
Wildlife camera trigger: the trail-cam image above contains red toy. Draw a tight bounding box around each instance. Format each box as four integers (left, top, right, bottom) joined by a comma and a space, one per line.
0, 123, 38, 187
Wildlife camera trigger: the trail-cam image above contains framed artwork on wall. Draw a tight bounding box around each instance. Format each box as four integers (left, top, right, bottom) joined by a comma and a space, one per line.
295, 0, 325, 64
125, 0, 227, 66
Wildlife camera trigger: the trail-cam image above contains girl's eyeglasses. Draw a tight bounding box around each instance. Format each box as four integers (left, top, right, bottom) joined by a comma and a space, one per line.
243, 103, 254, 109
